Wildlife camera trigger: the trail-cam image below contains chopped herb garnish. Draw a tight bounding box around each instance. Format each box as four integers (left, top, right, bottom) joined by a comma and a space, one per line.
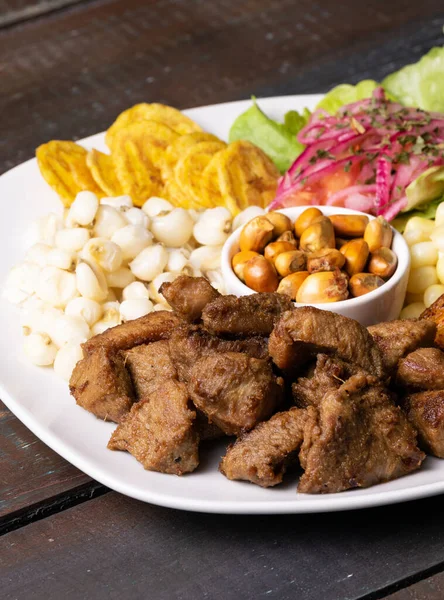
344, 160, 352, 172
394, 151, 410, 164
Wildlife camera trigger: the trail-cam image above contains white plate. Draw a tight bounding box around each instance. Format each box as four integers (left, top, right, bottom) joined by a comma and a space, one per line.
1, 94, 443, 514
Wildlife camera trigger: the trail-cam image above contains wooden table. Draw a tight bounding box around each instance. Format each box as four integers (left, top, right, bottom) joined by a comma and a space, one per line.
2, 1, 444, 598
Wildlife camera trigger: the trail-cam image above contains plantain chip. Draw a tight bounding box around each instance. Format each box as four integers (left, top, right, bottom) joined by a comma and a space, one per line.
173, 141, 227, 209
36, 141, 103, 207
160, 132, 220, 181
106, 103, 202, 148
112, 134, 163, 207
200, 151, 229, 210
203, 141, 280, 215
86, 149, 123, 197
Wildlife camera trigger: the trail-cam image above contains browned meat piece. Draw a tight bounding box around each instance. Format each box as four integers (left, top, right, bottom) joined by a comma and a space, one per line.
368, 319, 436, 373
292, 354, 362, 408
188, 352, 284, 435
220, 407, 316, 487
298, 374, 424, 493
421, 295, 444, 349
195, 411, 225, 441
108, 379, 198, 474
82, 311, 181, 356
402, 390, 444, 457
396, 348, 444, 390
159, 275, 220, 322
202, 293, 293, 336
169, 325, 269, 383
269, 307, 385, 378
123, 340, 177, 398
70, 347, 135, 423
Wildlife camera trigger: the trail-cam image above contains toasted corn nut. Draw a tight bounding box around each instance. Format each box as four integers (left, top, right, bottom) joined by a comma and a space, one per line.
296, 270, 349, 304
340, 239, 370, 276
294, 207, 323, 238
299, 218, 335, 253
275, 250, 307, 277
276, 230, 298, 247
277, 272, 309, 300
335, 237, 349, 250
265, 212, 292, 237
239, 216, 274, 253
244, 255, 279, 292
264, 241, 298, 264
349, 272, 385, 297
364, 216, 393, 252
307, 248, 346, 273
232, 250, 260, 282
368, 247, 398, 279
329, 214, 369, 238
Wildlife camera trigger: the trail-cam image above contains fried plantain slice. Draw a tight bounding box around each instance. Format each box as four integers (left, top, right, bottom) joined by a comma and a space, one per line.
36, 141, 103, 206
173, 141, 227, 208
106, 103, 202, 148
86, 149, 123, 197
160, 132, 221, 181
200, 151, 229, 210
218, 141, 279, 214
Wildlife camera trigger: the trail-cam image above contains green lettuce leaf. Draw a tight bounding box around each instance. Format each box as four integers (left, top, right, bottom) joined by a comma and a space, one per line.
316, 80, 379, 114
229, 99, 308, 173
393, 197, 444, 232
382, 46, 444, 111
404, 166, 444, 212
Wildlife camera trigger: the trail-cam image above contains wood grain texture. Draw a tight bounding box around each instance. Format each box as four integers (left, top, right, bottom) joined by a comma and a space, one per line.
0, 400, 100, 527
0, 0, 443, 174
4, 491, 444, 600
388, 571, 444, 600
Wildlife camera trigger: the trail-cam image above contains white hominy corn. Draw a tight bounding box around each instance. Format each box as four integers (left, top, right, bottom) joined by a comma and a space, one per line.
55, 228, 90, 252
435, 202, 444, 227
23, 333, 58, 366
27, 213, 61, 246
129, 244, 168, 281
53, 343, 84, 381
82, 238, 123, 272
36, 266, 77, 307
409, 242, 438, 268
91, 301, 121, 335
106, 267, 136, 288
407, 266, 439, 294
430, 226, 444, 252
151, 208, 194, 247
403, 229, 432, 246
48, 314, 90, 348
193, 207, 232, 246
232, 206, 266, 231
206, 270, 226, 294
65, 297, 103, 326
68, 191, 99, 226
142, 196, 173, 218
120, 298, 153, 321
436, 255, 444, 284
167, 248, 190, 273
100, 195, 133, 210
400, 303, 426, 319
153, 302, 172, 312
148, 272, 179, 304
404, 217, 435, 237
124, 207, 150, 229
76, 261, 108, 302
111, 225, 152, 260
93, 205, 127, 238
3, 262, 41, 304
189, 245, 223, 271
26, 243, 52, 267
424, 284, 444, 308
122, 281, 150, 301
47, 248, 76, 271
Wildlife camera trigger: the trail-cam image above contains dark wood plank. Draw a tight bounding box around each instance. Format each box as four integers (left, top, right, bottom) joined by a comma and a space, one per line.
0, 0, 443, 174
4, 491, 444, 600
388, 572, 444, 600
0, 400, 103, 529
0, 0, 86, 28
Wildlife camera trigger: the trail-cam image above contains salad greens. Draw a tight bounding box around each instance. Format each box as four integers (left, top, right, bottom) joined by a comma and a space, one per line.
228, 99, 308, 173
315, 80, 379, 114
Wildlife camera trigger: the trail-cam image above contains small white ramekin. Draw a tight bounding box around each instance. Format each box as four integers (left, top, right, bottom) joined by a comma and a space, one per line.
221, 206, 410, 327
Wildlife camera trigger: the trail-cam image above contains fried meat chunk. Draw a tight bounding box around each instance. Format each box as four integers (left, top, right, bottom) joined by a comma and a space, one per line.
298, 375, 424, 493
421, 295, 444, 349
292, 354, 362, 408
368, 318, 436, 373
82, 311, 181, 356
396, 347, 444, 390
108, 379, 198, 474
188, 352, 284, 435
159, 275, 220, 322
220, 407, 315, 487
123, 340, 177, 399
402, 390, 444, 458
269, 307, 385, 378
70, 347, 135, 423
202, 293, 293, 336
169, 325, 268, 383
